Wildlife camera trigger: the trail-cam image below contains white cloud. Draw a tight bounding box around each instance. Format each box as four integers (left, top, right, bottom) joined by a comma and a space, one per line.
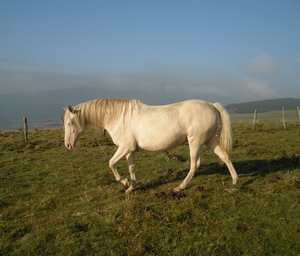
244, 79, 277, 99
248, 53, 279, 75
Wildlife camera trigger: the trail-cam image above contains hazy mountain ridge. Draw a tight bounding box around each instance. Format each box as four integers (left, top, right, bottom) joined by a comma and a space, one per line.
226, 98, 300, 113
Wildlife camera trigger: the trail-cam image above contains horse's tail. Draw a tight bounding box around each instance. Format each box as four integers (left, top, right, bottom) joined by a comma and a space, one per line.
212, 102, 232, 155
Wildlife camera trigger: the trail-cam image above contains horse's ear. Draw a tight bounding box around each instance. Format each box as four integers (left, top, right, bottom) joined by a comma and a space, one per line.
67, 105, 73, 113
65, 105, 75, 113
72, 108, 81, 114
65, 105, 80, 114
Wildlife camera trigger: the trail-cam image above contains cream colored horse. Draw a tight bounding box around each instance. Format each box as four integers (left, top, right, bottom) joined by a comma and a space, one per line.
63, 99, 238, 193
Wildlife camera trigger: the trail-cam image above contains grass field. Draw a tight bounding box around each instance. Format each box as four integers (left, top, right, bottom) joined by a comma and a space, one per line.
1, 123, 300, 255
231, 110, 300, 123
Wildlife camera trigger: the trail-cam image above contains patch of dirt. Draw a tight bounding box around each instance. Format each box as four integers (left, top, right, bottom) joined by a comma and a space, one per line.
154, 190, 186, 200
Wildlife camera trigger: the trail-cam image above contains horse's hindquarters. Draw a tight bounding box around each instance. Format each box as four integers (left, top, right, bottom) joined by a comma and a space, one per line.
179, 101, 219, 140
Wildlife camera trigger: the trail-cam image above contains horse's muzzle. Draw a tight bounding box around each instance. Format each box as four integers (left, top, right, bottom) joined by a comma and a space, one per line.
65, 143, 74, 150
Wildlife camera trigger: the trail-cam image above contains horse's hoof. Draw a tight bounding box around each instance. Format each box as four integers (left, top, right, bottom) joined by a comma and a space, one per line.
120, 178, 130, 189
173, 186, 182, 193
125, 185, 134, 194
224, 187, 238, 193
232, 177, 238, 185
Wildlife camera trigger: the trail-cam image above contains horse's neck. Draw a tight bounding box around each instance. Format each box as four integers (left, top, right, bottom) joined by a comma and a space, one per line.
77, 102, 104, 129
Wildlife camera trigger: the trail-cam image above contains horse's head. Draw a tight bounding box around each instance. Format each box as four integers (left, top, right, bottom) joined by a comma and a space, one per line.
63, 106, 83, 150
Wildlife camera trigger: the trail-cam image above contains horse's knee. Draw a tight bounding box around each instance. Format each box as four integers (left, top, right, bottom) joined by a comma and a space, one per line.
213, 145, 230, 162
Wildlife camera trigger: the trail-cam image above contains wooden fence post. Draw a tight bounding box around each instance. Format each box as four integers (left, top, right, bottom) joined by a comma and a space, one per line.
252, 109, 257, 130
23, 116, 29, 143
297, 106, 300, 123
281, 106, 287, 129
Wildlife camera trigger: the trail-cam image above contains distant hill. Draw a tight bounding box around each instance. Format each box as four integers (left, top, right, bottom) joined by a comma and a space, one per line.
226, 98, 300, 113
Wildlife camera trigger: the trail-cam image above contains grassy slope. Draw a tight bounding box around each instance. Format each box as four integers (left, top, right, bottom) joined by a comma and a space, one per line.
226, 98, 300, 113
0, 124, 300, 256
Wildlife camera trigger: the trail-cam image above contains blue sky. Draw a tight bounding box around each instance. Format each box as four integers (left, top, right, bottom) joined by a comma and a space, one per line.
0, 0, 300, 102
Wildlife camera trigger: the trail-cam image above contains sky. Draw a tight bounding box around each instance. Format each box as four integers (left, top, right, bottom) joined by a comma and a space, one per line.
1, 0, 300, 103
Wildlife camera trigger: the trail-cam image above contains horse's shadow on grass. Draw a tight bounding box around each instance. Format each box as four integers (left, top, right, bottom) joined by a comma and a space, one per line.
139, 154, 300, 191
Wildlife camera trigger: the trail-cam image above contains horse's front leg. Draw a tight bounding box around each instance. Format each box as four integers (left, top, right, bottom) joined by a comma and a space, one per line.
108, 147, 130, 189
125, 152, 136, 193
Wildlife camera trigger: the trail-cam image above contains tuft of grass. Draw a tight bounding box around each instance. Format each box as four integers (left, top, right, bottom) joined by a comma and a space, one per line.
0, 124, 300, 255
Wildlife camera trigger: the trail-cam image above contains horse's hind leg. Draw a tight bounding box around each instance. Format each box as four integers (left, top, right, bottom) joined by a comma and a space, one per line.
125, 152, 136, 193
210, 143, 238, 185
174, 136, 201, 192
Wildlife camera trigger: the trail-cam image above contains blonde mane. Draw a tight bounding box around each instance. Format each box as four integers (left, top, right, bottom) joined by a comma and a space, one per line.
75, 99, 142, 127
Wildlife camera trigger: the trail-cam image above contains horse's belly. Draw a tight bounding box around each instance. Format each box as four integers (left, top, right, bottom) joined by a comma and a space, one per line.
132, 107, 188, 151
135, 128, 186, 151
